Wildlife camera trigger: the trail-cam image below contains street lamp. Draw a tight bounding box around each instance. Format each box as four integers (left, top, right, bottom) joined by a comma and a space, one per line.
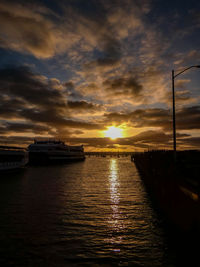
172, 65, 200, 153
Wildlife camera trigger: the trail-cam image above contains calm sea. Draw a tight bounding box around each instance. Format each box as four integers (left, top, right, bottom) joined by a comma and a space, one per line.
0, 157, 195, 266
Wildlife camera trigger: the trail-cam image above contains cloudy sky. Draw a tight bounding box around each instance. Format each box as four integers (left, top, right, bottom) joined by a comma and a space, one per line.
0, 0, 200, 151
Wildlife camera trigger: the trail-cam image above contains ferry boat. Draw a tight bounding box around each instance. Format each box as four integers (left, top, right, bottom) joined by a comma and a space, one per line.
0, 145, 29, 171
28, 140, 85, 164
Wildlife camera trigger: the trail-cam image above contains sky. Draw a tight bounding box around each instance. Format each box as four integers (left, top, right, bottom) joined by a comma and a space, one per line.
0, 0, 200, 151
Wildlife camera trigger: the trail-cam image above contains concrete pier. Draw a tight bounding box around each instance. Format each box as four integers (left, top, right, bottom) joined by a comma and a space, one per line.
132, 150, 200, 232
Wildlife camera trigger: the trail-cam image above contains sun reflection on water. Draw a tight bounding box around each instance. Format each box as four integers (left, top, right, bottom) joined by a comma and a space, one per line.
108, 159, 123, 239
109, 159, 120, 207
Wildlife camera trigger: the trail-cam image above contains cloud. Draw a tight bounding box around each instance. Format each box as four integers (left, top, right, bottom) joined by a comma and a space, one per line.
84, 36, 122, 69
103, 76, 143, 98
0, 135, 37, 146
20, 108, 102, 130
103, 108, 171, 129
0, 97, 26, 118
164, 89, 197, 105
0, 0, 149, 66
0, 121, 53, 135
0, 66, 104, 137
0, 0, 121, 60
0, 66, 66, 109
103, 105, 200, 131
181, 137, 200, 147
175, 79, 191, 89
0, 1, 58, 58
176, 106, 200, 130
67, 100, 101, 111
0, 0, 169, 106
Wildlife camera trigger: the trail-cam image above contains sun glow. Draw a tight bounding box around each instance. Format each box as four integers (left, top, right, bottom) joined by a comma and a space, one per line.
104, 126, 123, 139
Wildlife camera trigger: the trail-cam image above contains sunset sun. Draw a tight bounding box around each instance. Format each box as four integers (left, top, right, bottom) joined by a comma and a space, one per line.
104, 126, 123, 140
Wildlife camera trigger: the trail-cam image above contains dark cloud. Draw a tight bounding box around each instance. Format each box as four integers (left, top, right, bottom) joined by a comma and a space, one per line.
103, 76, 143, 97
67, 100, 100, 111
0, 97, 26, 118
181, 137, 200, 147
176, 106, 200, 130
165, 89, 193, 105
103, 106, 200, 131
86, 36, 122, 68
64, 81, 74, 89
19, 108, 102, 130
64, 81, 85, 101
103, 108, 171, 128
0, 66, 66, 109
129, 130, 172, 144
0, 135, 36, 146
129, 130, 188, 144
65, 1, 124, 69
0, 122, 52, 135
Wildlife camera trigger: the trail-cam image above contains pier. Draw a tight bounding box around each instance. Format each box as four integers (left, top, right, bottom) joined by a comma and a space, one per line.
132, 150, 200, 232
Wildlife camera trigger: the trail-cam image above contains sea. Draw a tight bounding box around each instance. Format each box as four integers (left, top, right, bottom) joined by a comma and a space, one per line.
0, 157, 197, 266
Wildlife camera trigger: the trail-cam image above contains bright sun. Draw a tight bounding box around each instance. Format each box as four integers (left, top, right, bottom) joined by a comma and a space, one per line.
104, 126, 123, 139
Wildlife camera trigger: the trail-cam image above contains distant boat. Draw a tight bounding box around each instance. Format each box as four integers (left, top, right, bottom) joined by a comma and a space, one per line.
28, 140, 85, 164
0, 145, 29, 171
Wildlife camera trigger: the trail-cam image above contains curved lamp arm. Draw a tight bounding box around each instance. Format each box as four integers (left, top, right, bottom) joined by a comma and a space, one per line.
174, 65, 200, 78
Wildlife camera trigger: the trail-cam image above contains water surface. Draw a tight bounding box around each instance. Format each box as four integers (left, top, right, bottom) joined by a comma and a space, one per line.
0, 157, 175, 266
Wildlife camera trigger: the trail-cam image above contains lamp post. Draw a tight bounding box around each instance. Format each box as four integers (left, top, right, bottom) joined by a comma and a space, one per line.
172, 65, 200, 154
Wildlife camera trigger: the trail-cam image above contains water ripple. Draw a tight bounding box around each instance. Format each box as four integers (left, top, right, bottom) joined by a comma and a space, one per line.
0, 157, 169, 266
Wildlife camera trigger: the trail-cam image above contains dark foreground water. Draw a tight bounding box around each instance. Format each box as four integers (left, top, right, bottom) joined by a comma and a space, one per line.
0, 157, 196, 266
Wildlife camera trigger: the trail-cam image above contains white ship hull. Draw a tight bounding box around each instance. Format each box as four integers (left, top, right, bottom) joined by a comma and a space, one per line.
0, 147, 29, 171
0, 159, 28, 171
